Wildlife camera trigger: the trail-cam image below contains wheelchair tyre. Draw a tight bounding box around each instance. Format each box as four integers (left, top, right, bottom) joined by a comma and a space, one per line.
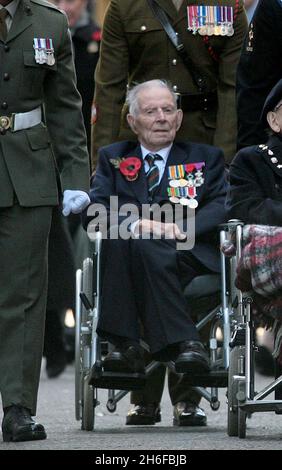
107, 399, 117, 413
75, 269, 82, 421
81, 375, 95, 431
227, 346, 245, 437
75, 259, 94, 423
238, 407, 247, 439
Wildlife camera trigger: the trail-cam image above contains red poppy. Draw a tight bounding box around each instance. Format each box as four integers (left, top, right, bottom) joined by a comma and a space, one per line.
119, 157, 141, 181
92, 30, 102, 42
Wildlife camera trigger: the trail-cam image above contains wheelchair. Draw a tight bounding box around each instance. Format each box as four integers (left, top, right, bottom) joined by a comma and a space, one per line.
75, 221, 279, 435
223, 222, 282, 438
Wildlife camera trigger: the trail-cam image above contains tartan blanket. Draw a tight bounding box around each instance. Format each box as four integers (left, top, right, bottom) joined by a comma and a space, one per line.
236, 225, 282, 298
235, 225, 282, 364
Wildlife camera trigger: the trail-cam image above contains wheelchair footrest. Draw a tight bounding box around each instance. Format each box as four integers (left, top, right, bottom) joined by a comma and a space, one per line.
89, 368, 146, 391
179, 370, 228, 387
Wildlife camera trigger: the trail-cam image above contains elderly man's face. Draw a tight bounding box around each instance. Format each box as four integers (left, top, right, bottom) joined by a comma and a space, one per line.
127, 87, 183, 151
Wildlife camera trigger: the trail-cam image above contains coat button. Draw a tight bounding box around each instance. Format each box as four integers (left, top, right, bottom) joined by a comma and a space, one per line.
173, 85, 178, 92
172, 59, 177, 65
3, 73, 10, 81
4, 45, 9, 52
1, 102, 8, 110
140, 25, 147, 31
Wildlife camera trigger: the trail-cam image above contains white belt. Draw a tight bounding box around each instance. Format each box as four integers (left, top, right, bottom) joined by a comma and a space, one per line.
0, 106, 42, 132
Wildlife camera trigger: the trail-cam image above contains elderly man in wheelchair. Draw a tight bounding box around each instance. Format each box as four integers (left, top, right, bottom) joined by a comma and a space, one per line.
84, 80, 227, 427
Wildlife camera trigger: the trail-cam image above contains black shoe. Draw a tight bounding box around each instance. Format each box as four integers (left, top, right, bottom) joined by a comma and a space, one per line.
126, 404, 161, 425
173, 402, 207, 426
103, 345, 145, 374
46, 351, 67, 378
174, 340, 210, 373
2, 406, 47, 442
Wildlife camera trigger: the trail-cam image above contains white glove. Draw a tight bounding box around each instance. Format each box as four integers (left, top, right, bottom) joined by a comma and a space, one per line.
62, 190, 90, 216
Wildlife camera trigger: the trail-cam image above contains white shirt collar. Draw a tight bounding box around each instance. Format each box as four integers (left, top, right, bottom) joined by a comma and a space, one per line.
140, 143, 173, 162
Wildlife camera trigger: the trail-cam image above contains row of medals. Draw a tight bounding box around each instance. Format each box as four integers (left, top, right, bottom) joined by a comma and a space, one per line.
187, 6, 234, 36
33, 38, 55, 66
168, 174, 204, 208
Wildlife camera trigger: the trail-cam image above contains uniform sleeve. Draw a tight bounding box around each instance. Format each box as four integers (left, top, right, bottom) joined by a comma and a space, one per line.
226, 151, 282, 225
91, 0, 129, 170
43, 13, 90, 193
213, 0, 248, 163
236, 0, 282, 149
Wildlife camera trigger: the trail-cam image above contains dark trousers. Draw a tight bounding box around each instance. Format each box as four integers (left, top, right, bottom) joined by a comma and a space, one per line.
98, 238, 205, 355
0, 204, 52, 415
130, 248, 213, 406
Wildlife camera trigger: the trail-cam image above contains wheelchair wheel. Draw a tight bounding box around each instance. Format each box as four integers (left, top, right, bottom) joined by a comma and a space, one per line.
238, 407, 247, 439
227, 346, 245, 437
75, 258, 94, 425
81, 375, 95, 431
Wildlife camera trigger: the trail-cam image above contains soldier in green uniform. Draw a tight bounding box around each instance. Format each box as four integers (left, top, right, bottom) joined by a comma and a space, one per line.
92, 0, 248, 166
0, 0, 90, 441
91, 0, 247, 427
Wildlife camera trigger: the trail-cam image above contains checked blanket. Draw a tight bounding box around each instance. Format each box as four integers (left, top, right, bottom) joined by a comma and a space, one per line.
235, 225, 282, 363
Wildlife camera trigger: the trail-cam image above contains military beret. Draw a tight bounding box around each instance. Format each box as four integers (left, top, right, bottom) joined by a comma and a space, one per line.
261, 78, 282, 128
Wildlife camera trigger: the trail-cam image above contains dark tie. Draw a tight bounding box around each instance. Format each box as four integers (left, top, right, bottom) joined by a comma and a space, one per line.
145, 153, 162, 196
0, 8, 8, 42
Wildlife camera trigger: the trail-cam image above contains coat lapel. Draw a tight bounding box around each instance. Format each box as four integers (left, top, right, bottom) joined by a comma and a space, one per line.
123, 144, 149, 205
7, 0, 33, 44
155, 142, 190, 199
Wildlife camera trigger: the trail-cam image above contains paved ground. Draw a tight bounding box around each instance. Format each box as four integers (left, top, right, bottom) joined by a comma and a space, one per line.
0, 361, 281, 451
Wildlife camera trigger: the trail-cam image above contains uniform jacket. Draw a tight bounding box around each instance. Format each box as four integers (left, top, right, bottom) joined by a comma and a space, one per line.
89, 140, 227, 272
91, 0, 248, 166
226, 133, 282, 225
72, 18, 100, 156
0, 0, 89, 207
237, 0, 282, 149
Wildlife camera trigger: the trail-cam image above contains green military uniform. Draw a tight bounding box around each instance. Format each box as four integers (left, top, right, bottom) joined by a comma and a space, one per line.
91, 0, 247, 416
0, 0, 89, 415
92, 0, 248, 166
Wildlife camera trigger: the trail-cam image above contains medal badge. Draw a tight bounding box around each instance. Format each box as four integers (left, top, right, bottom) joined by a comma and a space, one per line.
187, 5, 234, 37
33, 38, 55, 66
167, 162, 205, 208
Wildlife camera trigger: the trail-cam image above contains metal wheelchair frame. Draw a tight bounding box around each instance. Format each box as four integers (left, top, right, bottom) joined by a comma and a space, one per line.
225, 222, 282, 438
75, 221, 280, 435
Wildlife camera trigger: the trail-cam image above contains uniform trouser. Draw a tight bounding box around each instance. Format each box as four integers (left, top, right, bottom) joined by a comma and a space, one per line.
0, 204, 52, 415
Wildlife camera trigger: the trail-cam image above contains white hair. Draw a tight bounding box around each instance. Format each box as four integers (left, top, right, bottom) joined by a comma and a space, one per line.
126, 80, 178, 117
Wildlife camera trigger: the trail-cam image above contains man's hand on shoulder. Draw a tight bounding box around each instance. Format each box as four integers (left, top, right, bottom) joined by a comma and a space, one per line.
62, 190, 90, 216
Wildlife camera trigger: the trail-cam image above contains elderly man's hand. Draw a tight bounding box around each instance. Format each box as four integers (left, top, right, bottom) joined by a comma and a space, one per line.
62, 190, 91, 216
138, 219, 186, 240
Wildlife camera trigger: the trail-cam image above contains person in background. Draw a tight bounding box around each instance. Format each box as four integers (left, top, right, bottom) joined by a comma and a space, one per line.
51, 0, 101, 160
92, 0, 248, 168
237, 0, 282, 149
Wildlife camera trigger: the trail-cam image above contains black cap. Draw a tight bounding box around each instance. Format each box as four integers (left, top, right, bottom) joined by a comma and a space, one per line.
261, 78, 282, 128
